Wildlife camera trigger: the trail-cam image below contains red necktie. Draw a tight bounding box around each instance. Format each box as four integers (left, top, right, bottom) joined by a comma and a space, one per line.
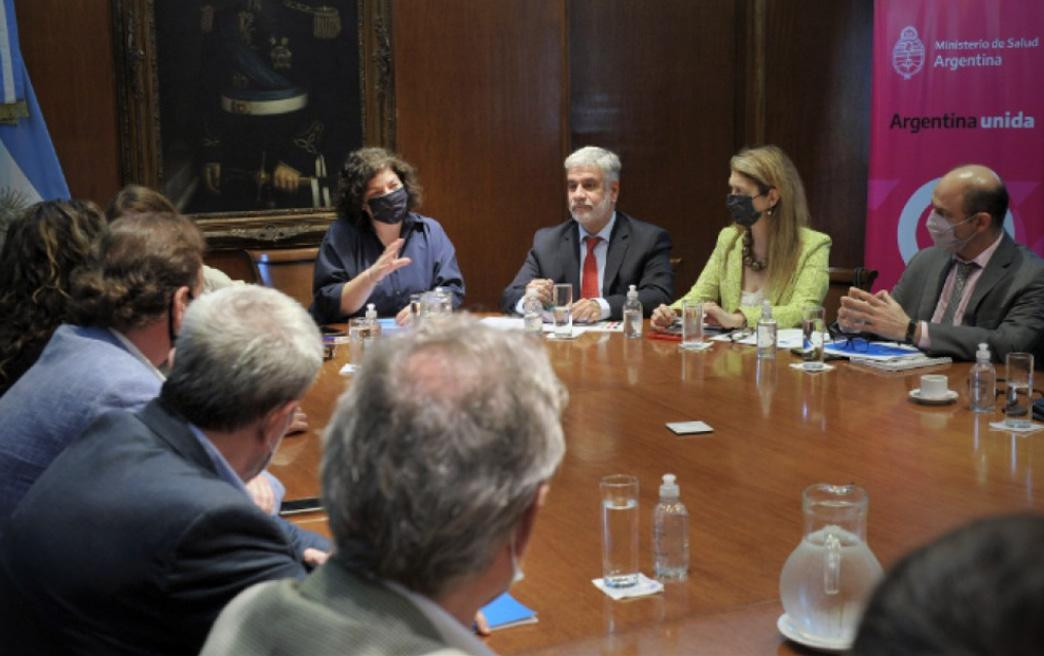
581, 236, 601, 299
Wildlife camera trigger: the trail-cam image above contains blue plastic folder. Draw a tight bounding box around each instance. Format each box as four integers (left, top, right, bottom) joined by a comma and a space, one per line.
824, 341, 921, 359
480, 592, 538, 630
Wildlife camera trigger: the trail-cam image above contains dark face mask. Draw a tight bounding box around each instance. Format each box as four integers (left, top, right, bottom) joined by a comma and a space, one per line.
368, 187, 409, 224
726, 193, 761, 227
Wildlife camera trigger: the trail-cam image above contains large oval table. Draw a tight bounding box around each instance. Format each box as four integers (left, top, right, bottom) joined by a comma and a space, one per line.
272, 323, 1041, 655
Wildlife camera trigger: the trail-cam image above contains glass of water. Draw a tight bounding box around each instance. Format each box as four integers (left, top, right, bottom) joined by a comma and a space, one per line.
600, 474, 639, 588
1004, 352, 1034, 428
680, 300, 704, 349
552, 283, 573, 338
802, 305, 826, 370
347, 318, 369, 369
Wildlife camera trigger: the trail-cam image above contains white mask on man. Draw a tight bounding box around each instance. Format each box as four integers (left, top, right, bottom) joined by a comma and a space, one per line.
926, 210, 976, 254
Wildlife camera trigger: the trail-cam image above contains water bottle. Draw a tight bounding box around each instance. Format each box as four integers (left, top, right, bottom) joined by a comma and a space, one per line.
969, 342, 996, 413
653, 473, 689, 581
365, 303, 381, 339
756, 299, 777, 360
623, 284, 643, 339
523, 291, 543, 334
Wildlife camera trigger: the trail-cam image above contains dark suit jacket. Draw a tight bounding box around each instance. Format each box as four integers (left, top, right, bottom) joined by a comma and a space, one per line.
0, 400, 308, 656
892, 232, 1044, 363
500, 211, 674, 319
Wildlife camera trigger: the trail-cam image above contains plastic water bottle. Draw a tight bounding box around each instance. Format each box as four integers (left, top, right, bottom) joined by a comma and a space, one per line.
653, 473, 689, 581
523, 291, 543, 334
365, 303, 381, 339
623, 284, 643, 339
969, 342, 996, 413
756, 299, 777, 359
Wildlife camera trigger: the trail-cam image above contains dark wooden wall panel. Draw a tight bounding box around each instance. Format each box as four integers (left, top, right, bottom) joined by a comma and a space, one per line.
393, 0, 567, 312
570, 0, 740, 294
761, 0, 873, 269
14, 0, 121, 204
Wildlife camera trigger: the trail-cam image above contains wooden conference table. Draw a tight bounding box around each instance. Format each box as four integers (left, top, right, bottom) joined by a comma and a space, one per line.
271, 321, 1042, 655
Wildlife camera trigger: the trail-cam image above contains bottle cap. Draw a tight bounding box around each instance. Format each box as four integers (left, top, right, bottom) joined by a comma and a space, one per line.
627, 284, 638, 299
659, 473, 679, 498
366, 303, 377, 318
976, 342, 990, 361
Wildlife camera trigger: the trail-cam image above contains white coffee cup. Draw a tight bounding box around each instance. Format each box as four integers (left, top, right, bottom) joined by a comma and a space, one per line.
919, 374, 949, 399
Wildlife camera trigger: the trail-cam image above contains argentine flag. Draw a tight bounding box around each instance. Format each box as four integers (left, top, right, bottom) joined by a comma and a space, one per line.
0, 0, 69, 207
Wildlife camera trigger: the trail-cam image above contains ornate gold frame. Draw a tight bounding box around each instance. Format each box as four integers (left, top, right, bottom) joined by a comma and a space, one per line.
111, 0, 394, 246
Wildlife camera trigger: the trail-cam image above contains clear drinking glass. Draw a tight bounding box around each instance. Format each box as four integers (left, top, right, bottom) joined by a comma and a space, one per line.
409, 293, 423, 326
552, 283, 573, 338
347, 317, 369, 368
600, 474, 639, 588
802, 305, 826, 370
680, 300, 704, 349
1004, 352, 1034, 429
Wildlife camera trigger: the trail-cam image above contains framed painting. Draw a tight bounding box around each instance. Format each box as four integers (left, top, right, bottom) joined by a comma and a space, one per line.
111, 0, 394, 247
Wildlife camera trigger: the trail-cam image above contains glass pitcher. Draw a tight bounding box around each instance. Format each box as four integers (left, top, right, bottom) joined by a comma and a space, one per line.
779, 484, 883, 644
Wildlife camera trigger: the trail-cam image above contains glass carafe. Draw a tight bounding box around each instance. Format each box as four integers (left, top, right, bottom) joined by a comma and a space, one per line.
779, 484, 883, 645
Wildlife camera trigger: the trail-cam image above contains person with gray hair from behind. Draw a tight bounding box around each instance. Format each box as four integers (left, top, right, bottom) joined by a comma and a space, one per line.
501, 145, 674, 321
0, 285, 327, 655
201, 314, 568, 656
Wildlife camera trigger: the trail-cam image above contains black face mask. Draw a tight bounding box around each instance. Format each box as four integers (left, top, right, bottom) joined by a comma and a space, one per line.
726, 194, 761, 227
368, 187, 408, 224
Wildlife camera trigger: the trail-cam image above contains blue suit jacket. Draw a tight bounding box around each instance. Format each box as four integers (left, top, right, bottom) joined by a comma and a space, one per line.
0, 399, 310, 655
0, 325, 160, 518
500, 211, 674, 318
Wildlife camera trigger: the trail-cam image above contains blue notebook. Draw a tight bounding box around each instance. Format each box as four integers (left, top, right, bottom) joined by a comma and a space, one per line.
480, 592, 538, 630
825, 341, 921, 359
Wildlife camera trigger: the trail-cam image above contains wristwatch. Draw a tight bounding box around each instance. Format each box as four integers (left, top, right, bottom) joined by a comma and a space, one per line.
905, 320, 917, 344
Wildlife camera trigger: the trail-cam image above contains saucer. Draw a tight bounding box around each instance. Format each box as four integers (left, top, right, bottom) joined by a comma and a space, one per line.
776, 613, 852, 653
909, 388, 958, 405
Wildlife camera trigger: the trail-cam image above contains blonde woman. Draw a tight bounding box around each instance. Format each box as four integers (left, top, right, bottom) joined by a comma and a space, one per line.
652, 145, 830, 330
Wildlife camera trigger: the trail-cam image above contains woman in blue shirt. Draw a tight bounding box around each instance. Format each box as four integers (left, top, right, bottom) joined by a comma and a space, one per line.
312, 148, 465, 324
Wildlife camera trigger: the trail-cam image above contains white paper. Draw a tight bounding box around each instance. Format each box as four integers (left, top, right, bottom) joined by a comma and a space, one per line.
479, 316, 527, 331
710, 327, 804, 349
789, 362, 836, 374
592, 573, 664, 600
989, 421, 1044, 434
338, 363, 358, 376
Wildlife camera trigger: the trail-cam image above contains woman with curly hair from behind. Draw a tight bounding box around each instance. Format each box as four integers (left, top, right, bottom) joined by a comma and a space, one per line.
0, 200, 107, 397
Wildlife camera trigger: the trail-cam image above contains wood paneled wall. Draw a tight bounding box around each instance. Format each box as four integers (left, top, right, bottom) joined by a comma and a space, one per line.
392, 0, 567, 312
17, 0, 872, 310
570, 0, 741, 295
14, 0, 122, 204
759, 0, 873, 269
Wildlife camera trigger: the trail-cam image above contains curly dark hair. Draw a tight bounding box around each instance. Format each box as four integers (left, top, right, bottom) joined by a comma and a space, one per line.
0, 200, 107, 394
71, 212, 205, 331
335, 147, 423, 225
106, 184, 177, 222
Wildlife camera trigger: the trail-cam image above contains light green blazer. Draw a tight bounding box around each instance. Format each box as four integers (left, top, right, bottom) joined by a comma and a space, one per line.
671, 226, 831, 328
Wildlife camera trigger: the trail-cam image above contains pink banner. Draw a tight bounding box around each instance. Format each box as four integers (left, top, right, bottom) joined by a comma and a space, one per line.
867, 0, 1044, 290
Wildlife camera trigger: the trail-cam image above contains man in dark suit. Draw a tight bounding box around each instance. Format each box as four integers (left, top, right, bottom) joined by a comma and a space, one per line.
0, 285, 327, 655
501, 146, 673, 321
839, 164, 1044, 363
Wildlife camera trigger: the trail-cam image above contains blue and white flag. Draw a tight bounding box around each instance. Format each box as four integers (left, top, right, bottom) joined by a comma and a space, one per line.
0, 0, 69, 207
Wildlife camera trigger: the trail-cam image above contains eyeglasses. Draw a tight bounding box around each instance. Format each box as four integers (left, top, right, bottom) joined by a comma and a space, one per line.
727, 329, 752, 342
828, 325, 868, 352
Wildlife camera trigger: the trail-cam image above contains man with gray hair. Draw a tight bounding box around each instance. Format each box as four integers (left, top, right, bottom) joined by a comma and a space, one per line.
200, 314, 568, 655
502, 145, 674, 321
0, 285, 326, 655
